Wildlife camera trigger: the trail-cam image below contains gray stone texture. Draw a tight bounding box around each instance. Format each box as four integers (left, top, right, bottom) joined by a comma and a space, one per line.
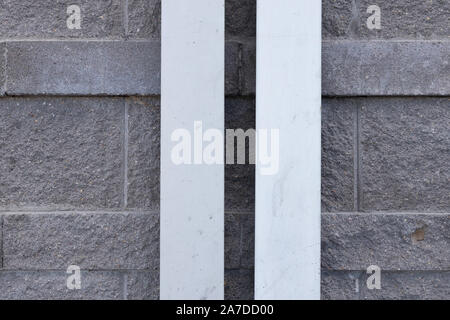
126, 97, 160, 210
6, 41, 161, 95
322, 0, 354, 40
225, 41, 241, 96
127, 0, 160, 39
321, 271, 362, 300
321, 98, 355, 212
0, 97, 123, 210
3, 212, 159, 270
359, 271, 450, 300
0, 43, 5, 95
323, 40, 450, 96
0, 271, 123, 300
8, 40, 448, 97
225, 97, 255, 212
226, 0, 256, 39
225, 269, 254, 300
323, 0, 450, 40
0, 0, 125, 39
126, 0, 256, 40
225, 213, 254, 270
322, 270, 450, 300
126, 271, 159, 300
360, 98, 450, 212
240, 40, 256, 96
322, 213, 450, 271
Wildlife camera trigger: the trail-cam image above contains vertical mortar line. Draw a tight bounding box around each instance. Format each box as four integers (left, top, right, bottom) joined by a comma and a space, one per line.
4, 43, 8, 94
123, 99, 129, 209
354, 103, 361, 212
123, 272, 128, 300
237, 41, 244, 96
353, 103, 358, 211
238, 214, 243, 268
349, 0, 361, 39
357, 270, 364, 299
124, 0, 129, 39
1, 215, 3, 268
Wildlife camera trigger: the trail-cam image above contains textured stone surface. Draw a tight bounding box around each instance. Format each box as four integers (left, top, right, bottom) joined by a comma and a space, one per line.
360, 98, 450, 212
226, 0, 256, 39
0, 43, 5, 95
127, 97, 160, 210
322, 270, 450, 300
225, 41, 241, 96
360, 271, 450, 300
322, 0, 354, 40
225, 213, 254, 269
322, 41, 450, 96
321, 99, 355, 212
0, 0, 124, 39
225, 98, 255, 211
126, 0, 256, 39
323, 0, 450, 40
6, 41, 160, 95
0, 97, 123, 210
321, 271, 362, 300
225, 269, 254, 300
3, 212, 159, 270
322, 213, 450, 271
127, 0, 160, 39
225, 213, 241, 270
126, 271, 159, 300
0, 271, 123, 300
241, 40, 256, 96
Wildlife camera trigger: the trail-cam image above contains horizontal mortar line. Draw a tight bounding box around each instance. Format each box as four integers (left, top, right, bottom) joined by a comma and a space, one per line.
1, 93, 161, 98
322, 39, 450, 43
0, 210, 159, 215
322, 211, 450, 216
225, 210, 254, 215
322, 94, 450, 98
1, 39, 448, 44
322, 269, 450, 273
0, 38, 160, 43
0, 269, 157, 272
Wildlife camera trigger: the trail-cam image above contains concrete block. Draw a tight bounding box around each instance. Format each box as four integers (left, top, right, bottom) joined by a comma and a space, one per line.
322, 0, 450, 40
127, 0, 161, 39
6, 41, 161, 95
0, 270, 123, 300
226, 0, 256, 38
322, 98, 355, 212
0, 97, 123, 210
360, 98, 450, 212
323, 41, 450, 96
125, 271, 159, 300
322, 213, 450, 271
0, 0, 124, 39
126, 97, 160, 210
225, 269, 254, 300
3, 212, 159, 270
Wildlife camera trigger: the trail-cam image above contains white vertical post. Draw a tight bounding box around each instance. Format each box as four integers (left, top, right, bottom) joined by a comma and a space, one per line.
255, 1, 321, 299
161, 1, 224, 299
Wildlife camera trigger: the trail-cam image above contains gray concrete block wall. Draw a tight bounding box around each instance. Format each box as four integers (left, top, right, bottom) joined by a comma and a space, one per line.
0, 0, 448, 300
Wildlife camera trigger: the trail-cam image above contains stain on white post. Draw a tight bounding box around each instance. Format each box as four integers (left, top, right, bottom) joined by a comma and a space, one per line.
255, 0, 321, 299
160, 0, 224, 300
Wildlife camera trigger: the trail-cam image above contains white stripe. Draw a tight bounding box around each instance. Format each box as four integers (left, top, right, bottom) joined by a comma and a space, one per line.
161, 0, 224, 300
255, 0, 322, 299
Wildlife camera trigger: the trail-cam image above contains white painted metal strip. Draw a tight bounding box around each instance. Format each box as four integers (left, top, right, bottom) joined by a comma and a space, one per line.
161, 0, 224, 300
255, 0, 322, 299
